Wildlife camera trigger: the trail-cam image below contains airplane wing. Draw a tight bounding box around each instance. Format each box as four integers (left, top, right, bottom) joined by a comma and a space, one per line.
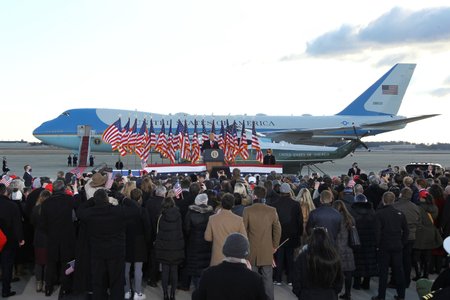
360, 114, 440, 128
263, 126, 359, 145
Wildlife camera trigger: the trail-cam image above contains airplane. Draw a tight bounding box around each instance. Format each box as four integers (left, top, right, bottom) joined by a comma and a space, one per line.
32, 63, 436, 171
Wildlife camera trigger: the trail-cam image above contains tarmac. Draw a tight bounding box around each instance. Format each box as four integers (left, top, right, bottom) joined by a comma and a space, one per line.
6, 269, 428, 299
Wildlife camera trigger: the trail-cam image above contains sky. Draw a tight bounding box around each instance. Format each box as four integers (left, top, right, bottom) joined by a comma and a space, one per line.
1, 0, 449, 144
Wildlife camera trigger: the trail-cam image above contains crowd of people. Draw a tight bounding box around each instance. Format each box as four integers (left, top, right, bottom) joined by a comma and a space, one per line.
0, 161, 450, 300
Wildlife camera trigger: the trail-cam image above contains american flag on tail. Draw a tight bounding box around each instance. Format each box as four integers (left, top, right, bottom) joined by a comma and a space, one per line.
252, 121, 264, 163
166, 120, 176, 164
191, 120, 200, 163
238, 121, 249, 160
102, 118, 122, 151
119, 118, 131, 156
181, 120, 191, 161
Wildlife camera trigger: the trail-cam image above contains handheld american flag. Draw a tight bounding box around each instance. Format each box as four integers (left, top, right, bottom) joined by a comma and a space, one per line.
173, 181, 183, 199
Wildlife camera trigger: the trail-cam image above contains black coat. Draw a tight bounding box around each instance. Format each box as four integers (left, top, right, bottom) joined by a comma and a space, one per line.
306, 205, 342, 243
154, 206, 184, 265
350, 201, 378, 277
269, 195, 302, 248
23, 172, 33, 187
192, 261, 267, 300
145, 195, 164, 242
364, 184, 385, 209
175, 191, 195, 221
292, 247, 343, 300
375, 205, 409, 251
442, 196, 450, 238
184, 204, 214, 276
0, 195, 23, 250
30, 204, 47, 249
201, 140, 219, 151
125, 206, 151, 262
40, 192, 76, 262
76, 197, 139, 259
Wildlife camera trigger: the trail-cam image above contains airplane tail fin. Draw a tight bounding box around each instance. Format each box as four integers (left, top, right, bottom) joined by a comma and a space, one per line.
337, 63, 416, 116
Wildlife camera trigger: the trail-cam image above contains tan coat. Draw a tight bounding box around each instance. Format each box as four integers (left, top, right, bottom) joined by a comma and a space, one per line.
204, 209, 247, 266
243, 203, 281, 266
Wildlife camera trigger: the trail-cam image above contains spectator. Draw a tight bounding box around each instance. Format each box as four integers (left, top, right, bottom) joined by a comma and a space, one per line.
192, 233, 267, 300
243, 185, 281, 300
204, 193, 247, 266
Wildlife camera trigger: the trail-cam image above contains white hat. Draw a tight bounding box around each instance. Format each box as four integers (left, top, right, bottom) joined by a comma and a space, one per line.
248, 176, 256, 184
195, 193, 208, 206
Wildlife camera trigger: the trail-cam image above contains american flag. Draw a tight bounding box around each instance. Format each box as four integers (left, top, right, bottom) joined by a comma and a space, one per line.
0, 175, 12, 187
382, 84, 398, 95
173, 181, 183, 199
232, 121, 239, 158
225, 120, 234, 163
252, 121, 263, 163
218, 120, 225, 150
128, 118, 138, 149
155, 120, 167, 157
181, 120, 191, 161
69, 166, 86, 179
149, 119, 156, 149
166, 120, 176, 164
211, 120, 216, 140
102, 118, 122, 151
173, 120, 183, 152
201, 119, 208, 144
191, 120, 201, 163
119, 118, 131, 156
135, 119, 148, 160
238, 121, 249, 160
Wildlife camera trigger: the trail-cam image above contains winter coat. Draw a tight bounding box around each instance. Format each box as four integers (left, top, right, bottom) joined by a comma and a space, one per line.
125, 206, 151, 262
393, 197, 421, 241
184, 204, 214, 276
204, 209, 247, 266
269, 195, 302, 248
335, 219, 355, 272
192, 261, 267, 300
306, 205, 342, 243
40, 192, 76, 262
0, 195, 23, 250
375, 205, 409, 251
350, 201, 378, 277
414, 202, 442, 250
243, 202, 282, 266
30, 204, 47, 249
154, 206, 185, 265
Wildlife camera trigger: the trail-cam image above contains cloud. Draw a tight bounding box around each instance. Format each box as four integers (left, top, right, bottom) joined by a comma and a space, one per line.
375, 53, 416, 68
444, 76, 450, 85
306, 7, 450, 56
430, 88, 450, 97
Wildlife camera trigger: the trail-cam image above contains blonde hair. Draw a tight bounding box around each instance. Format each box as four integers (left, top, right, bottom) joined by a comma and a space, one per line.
296, 188, 315, 212
234, 182, 251, 206
121, 181, 137, 199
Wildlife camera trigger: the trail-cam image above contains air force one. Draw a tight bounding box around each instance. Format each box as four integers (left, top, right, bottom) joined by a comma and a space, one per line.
33, 63, 437, 170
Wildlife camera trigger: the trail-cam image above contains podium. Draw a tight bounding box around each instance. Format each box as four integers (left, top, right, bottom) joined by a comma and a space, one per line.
202, 149, 224, 173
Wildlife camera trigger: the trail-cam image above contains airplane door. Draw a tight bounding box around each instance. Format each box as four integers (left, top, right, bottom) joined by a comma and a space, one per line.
77, 125, 92, 136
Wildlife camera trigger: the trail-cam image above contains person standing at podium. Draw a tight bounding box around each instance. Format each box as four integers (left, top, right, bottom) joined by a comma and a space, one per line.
201, 133, 219, 152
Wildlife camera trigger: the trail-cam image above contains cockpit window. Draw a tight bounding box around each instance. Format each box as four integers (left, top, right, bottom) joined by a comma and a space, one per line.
61, 112, 70, 116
